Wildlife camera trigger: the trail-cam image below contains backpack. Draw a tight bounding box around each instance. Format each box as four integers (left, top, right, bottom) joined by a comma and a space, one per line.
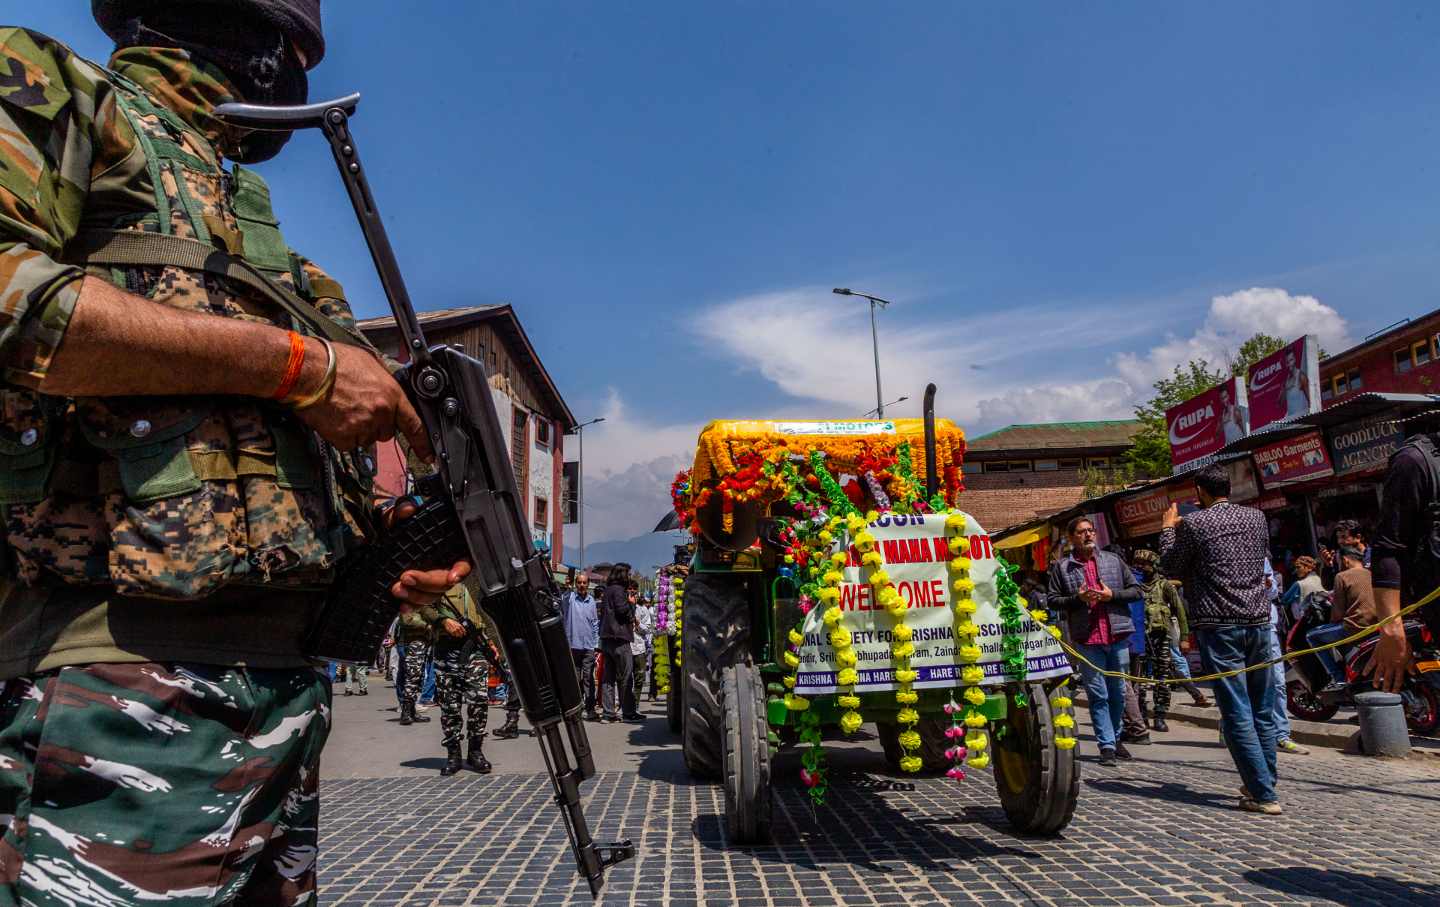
1395, 434, 1440, 625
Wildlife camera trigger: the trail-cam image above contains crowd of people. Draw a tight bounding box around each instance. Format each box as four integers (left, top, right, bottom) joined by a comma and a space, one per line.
337, 561, 664, 777
1043, 464, 1388, 817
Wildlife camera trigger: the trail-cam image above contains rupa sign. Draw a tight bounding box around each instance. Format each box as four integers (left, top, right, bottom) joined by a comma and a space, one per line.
1246, 336, 1321, 432
1165, 376, 1248, 473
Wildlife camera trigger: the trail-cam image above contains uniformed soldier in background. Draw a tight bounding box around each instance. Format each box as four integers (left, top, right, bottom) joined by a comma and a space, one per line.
1132, 549, 1188, 732
396, 608, 434, 725
424, 584, 495, 775
0, 3, 469, 902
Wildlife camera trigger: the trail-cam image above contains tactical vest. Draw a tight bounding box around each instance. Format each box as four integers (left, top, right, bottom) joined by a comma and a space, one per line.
0, 66, 374, 600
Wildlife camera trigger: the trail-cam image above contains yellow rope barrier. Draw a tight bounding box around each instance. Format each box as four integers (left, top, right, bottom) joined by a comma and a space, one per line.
1047, 585, 1440, 685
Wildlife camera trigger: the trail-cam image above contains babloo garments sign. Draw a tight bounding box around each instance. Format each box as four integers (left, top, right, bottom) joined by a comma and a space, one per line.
1253, 430, 1335, 489
793, 512, 1069, 694
1328, 419, 1404, 478
1246, 336, 1321, 431
1114, 482, 1199, 538
1165, 376, 1249, 473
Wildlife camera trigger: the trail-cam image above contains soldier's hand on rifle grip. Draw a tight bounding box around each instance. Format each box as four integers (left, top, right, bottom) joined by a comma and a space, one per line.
383, 499, 471, 608
293, 341, 433, 462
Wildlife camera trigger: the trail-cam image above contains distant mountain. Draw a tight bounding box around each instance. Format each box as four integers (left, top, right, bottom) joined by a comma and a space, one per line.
563, 530, 690, 574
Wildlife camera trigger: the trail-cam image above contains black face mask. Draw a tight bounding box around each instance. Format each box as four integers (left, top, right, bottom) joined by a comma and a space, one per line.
113, 10, 309, 162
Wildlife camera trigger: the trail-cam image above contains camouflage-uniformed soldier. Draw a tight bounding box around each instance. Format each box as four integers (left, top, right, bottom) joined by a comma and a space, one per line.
1132, 549, 1188, 732
0, 4, 468, 903
423, 585, 494, 775
396, 608, 434, 726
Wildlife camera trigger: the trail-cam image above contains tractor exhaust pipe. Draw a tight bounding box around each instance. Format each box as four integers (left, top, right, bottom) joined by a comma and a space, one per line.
923, 383, 938, 499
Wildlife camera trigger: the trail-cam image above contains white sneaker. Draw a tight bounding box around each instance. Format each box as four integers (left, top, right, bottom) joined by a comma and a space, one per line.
1278, 739, 1310, 755
1240, 798, 1283, 815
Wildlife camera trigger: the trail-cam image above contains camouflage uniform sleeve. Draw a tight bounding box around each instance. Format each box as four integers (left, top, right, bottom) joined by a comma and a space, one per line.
0, 29, 110, 390
295, 256, 397, 363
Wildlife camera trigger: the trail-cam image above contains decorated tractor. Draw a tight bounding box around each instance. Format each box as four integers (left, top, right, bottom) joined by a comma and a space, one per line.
660, 392, 1080, 844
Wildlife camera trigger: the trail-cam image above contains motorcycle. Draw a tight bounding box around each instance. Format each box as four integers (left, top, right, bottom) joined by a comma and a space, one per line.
1281, 590, 1440, 735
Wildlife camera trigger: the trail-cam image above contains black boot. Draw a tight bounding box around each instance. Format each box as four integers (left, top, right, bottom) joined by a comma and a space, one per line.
494, 714, 520, 739
399, 702, 414, 726
1152, 715, 1169, 732
466, 738, 492, 774
440, 745, 463, 777
412, 705, 432, 723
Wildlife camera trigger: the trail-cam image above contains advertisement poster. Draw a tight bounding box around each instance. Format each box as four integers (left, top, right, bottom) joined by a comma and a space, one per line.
1114, 482, 1199, 538
1328, 420, 1404, 478
1253, 431, 1335, 488
1166, 376, 1249, 473
1246, 336, 1320, 431
793, 512, 1070, 694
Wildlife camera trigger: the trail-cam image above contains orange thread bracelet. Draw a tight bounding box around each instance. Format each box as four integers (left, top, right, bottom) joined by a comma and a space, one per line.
271, 330, 306, 401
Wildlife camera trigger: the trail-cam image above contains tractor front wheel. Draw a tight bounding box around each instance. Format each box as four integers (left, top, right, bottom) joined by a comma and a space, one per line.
991, 681, 1079, 835
682, 573, 751, 780
721, 664, 773, 843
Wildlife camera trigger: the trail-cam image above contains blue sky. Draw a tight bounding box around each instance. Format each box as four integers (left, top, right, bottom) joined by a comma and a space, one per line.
25, 2, 1440, 542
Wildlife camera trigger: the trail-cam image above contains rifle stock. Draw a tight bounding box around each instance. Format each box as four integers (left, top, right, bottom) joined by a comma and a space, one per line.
213, 95, 633, 897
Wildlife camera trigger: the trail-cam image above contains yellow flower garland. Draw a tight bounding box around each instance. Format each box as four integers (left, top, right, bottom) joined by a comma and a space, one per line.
944, 512, 991, 769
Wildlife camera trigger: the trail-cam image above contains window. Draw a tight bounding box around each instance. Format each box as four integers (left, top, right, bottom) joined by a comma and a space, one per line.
1088, 457, 1112, 469
1322, 383, 1334, 403
1415, 339, 1432, 367
1057, 458, 1083, 470
511, 408, 528, 499
536, 419, 551, 450
1034, 459, 1059, 471
534, 497, 548, 531
1396, 348, 1414, 374
982, 460, 1008, 473
1008, 460, 1032, 472
1347, 368, 1363, 391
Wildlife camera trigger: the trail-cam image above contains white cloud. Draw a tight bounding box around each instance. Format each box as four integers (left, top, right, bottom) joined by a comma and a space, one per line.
1114, 287, 1352, 390
573, 284, 1353, 545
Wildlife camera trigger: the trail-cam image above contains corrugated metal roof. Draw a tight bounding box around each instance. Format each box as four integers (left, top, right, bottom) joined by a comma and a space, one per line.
354, 305, 503, 330
968, 419, 1142, 452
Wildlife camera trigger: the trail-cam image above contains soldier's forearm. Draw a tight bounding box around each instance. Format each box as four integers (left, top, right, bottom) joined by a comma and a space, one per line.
39, 275, 328, 399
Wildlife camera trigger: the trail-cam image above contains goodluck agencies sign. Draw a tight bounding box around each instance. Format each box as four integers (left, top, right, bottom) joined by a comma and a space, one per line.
1328, 419, 1404, 478
1165, 376, 1248, 473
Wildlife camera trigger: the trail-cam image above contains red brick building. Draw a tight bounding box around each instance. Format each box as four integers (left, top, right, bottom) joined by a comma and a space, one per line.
357, 305, 576, 568
1320, 306, 1440, 404
957, 420, 1141, 533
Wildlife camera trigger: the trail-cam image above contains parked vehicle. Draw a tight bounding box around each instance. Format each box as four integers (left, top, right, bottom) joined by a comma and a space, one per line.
1281, 591, 1440, 735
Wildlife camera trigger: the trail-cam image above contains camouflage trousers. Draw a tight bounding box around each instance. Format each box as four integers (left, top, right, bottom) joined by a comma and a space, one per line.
0, 663, 330, 906
1138, 626, 1175, 717
399, 639, 431, 706
434, 643, 489, 748
341, 663, 368, 693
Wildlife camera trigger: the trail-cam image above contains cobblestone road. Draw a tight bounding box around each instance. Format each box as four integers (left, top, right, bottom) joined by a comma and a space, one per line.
318, 681, 1439, 907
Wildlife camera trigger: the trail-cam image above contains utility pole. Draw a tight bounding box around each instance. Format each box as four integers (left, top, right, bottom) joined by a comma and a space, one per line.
833, 288, 893, 417
574, 416, 605, 570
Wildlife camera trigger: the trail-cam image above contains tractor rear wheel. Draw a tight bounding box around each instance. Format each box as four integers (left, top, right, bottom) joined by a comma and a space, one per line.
992, 681, 1079, 835
875, 717, 951, 773
721, 664, 773, 843
682, 573, 751, 780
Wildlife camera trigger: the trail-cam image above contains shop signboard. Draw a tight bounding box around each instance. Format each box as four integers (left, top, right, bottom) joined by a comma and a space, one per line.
793, 512, 1069, 694
1256, 491, 1290, 512
1114, 481, 1199, 538
1246, 336, 1321, 432
1328, 419, 1404, 478
1253, 430, 1334, 489
1165, 376, 1249, 473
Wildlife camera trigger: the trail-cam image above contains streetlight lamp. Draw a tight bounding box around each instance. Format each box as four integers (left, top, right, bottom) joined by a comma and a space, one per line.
573, 416, 605, 571
833, 287, 893, 417
863, 395, 908, 418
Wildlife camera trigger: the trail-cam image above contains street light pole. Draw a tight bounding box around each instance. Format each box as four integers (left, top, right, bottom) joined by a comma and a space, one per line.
863, 395, 909, 418
574, 416, 605, 570
834, 288, 893, 418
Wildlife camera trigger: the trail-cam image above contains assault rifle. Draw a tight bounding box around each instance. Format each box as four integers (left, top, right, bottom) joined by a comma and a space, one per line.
213, 95, 633, 897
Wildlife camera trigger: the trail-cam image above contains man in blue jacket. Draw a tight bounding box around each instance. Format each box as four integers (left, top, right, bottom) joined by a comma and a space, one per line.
1047, 516, 1142, 765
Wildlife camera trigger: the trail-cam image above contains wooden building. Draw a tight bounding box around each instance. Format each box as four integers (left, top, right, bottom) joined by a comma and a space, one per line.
357, 305, 577, 566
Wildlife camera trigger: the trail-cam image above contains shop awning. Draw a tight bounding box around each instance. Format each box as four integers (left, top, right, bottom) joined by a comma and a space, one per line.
995, 521, 1049, 550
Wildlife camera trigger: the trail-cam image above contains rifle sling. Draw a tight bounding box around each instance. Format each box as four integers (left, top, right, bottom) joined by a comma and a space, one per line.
65, 229, 361, 349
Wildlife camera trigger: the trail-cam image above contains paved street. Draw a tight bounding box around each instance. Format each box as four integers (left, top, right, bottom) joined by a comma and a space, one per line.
319, 672, 1439, 906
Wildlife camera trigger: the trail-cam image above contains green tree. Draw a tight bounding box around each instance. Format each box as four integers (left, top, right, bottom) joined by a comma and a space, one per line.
1121, 332, 1287, 478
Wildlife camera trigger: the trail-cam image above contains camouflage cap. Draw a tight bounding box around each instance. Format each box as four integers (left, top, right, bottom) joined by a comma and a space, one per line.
94, 0, 325, 68
1132, 549, 1159, 566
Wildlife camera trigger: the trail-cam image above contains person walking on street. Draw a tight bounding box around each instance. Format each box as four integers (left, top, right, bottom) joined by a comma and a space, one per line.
1161, 465, 1281, 815
423, 585, 495, 776
482, 612, 525, 740
562, 574, 601, 720
341, 663, 369, 696
1133, 550, 1187, 733
1047, 517, 1142, 766
632, 595, 656, 705
1266, 556, 1310, 756
397, 610, 434, 726
599, 566, 641, 721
